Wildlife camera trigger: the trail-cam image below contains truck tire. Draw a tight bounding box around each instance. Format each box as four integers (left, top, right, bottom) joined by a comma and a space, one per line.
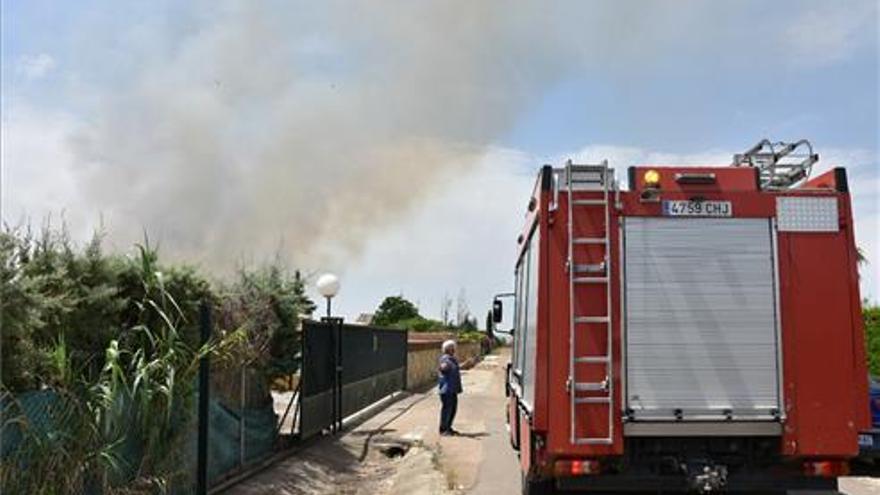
521, 472, 554, 495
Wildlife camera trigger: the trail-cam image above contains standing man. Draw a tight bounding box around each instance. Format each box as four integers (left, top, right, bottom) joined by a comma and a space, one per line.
438, 339, 462, 436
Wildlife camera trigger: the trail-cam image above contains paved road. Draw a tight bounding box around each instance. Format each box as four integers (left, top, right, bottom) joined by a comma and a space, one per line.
839, 476, 880, 495
224, 348, 877, 494
464, 352, 520, 495
224, 350, 513, 495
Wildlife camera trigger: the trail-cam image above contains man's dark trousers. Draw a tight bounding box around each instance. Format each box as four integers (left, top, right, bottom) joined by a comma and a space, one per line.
440, 393, 458, 433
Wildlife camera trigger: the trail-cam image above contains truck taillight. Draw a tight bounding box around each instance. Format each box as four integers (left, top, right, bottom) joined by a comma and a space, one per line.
554, 459, 601, 477
803, 460, 849, 477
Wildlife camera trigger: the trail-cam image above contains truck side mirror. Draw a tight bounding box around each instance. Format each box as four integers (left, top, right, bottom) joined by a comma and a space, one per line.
492, 299, 503, 323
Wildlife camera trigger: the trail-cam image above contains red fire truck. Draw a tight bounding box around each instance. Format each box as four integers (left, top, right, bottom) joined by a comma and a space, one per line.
493, 140, 869, 494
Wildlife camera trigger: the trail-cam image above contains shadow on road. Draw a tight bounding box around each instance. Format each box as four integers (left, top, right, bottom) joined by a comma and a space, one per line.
449, 431, 489, 440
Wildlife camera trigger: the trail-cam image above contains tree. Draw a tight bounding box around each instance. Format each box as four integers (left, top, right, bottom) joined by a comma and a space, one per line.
440, 293, 453, 326
224, 263, 303, 380
292, 270, 317, 318
486, 310, 494, 338
373, 295, 420, 327
459, 315, 478, 332
455, 288, 470, 327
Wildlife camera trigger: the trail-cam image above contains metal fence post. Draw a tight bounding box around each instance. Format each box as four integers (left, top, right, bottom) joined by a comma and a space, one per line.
336, 319, 343, 432
240, 365, 246, 468
403, 330, 409, 390
330, 321, 337, 434
321, 316, 344, 434
197, 301, 211, 495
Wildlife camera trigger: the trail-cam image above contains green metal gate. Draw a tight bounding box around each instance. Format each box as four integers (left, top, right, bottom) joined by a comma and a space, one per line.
299, 320, 407, 439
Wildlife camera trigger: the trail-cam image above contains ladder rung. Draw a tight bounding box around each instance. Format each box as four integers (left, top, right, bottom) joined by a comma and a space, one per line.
574, 316, 609, 324
573, 437, 613, 445
573, 262, 605, 273
570, 171, 605, 179
573, 237, 607, 245
572, 199, 606, 206
567, 164, 607, 175
574, 381, 607, 392
575, 356, 610, 364
573, 276, 608, 284
568, 174, 605, 183
575, 396, 611, 404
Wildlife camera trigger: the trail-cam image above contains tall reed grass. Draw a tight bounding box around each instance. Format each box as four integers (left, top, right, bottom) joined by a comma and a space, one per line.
0, 224, 311, 493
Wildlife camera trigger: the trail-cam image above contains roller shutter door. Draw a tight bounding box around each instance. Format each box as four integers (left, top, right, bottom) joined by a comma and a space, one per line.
623, 218, 780, 421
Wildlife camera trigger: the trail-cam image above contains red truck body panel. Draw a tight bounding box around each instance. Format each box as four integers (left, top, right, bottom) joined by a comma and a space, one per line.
507, 163, 869, 478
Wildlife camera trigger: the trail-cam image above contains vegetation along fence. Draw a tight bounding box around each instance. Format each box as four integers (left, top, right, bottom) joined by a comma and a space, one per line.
0, 226, 312, 494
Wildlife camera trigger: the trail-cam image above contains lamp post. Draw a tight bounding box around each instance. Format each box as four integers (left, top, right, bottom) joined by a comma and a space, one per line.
316, 273, 340, 318
315, 273, 342, 433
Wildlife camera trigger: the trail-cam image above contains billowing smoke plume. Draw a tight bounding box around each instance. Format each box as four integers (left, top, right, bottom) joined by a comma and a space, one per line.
72, 3, 507, 267
66, 0, 711, 269
18, 0, 864, 270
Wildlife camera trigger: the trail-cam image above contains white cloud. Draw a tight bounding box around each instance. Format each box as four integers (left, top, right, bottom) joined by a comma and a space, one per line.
782, 2, 877, 68
16, 53, 57, 79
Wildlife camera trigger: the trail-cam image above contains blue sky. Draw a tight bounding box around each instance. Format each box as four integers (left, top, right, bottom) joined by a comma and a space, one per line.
505, 61, 878, 156
2, 1, 878, 317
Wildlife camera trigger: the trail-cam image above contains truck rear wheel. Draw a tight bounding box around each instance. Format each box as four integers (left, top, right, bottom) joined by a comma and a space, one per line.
521, 472, 554, 495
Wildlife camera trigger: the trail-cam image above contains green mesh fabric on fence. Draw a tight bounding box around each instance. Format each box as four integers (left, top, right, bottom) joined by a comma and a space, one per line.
201, 398, 278, 483
3, 389, 278, 493
0, 390, 58, 457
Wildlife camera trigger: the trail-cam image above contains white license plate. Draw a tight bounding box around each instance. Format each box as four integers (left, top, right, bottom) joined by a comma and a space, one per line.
859, 433, 874, 448
662, 200, 732, 217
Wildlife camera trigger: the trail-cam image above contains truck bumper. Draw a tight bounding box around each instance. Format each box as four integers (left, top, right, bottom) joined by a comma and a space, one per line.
555, 473, 837, 493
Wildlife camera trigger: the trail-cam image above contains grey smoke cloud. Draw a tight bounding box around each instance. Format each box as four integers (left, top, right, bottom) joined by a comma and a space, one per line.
42, 0, 872, 269
71, 1, 573, 267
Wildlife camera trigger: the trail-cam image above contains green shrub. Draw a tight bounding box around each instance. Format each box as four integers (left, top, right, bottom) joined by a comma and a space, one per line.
0, 226, 217, 391
373, 294, 483, 335
1, 233, 244, 493
457, 330, 486, 344
0, 224, 313, 493
392, 316, 446, 332
216, 265, 315, 389
865, 304, 880, 376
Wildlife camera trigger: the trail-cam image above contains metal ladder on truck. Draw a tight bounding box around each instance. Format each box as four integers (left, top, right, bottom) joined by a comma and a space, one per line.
565, 160, 614, 445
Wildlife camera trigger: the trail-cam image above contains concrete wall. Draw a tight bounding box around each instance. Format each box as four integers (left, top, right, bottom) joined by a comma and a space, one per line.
406, 340, 481, 390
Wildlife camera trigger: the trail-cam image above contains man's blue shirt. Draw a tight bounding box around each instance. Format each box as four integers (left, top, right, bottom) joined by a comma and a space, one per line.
438, 354, 462, 395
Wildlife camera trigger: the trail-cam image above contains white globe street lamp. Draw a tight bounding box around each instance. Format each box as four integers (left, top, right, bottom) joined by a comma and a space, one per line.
316, 273, 340, 317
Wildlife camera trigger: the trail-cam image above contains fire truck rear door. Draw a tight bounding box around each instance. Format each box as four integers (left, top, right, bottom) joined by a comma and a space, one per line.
623, 217, 780, 422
